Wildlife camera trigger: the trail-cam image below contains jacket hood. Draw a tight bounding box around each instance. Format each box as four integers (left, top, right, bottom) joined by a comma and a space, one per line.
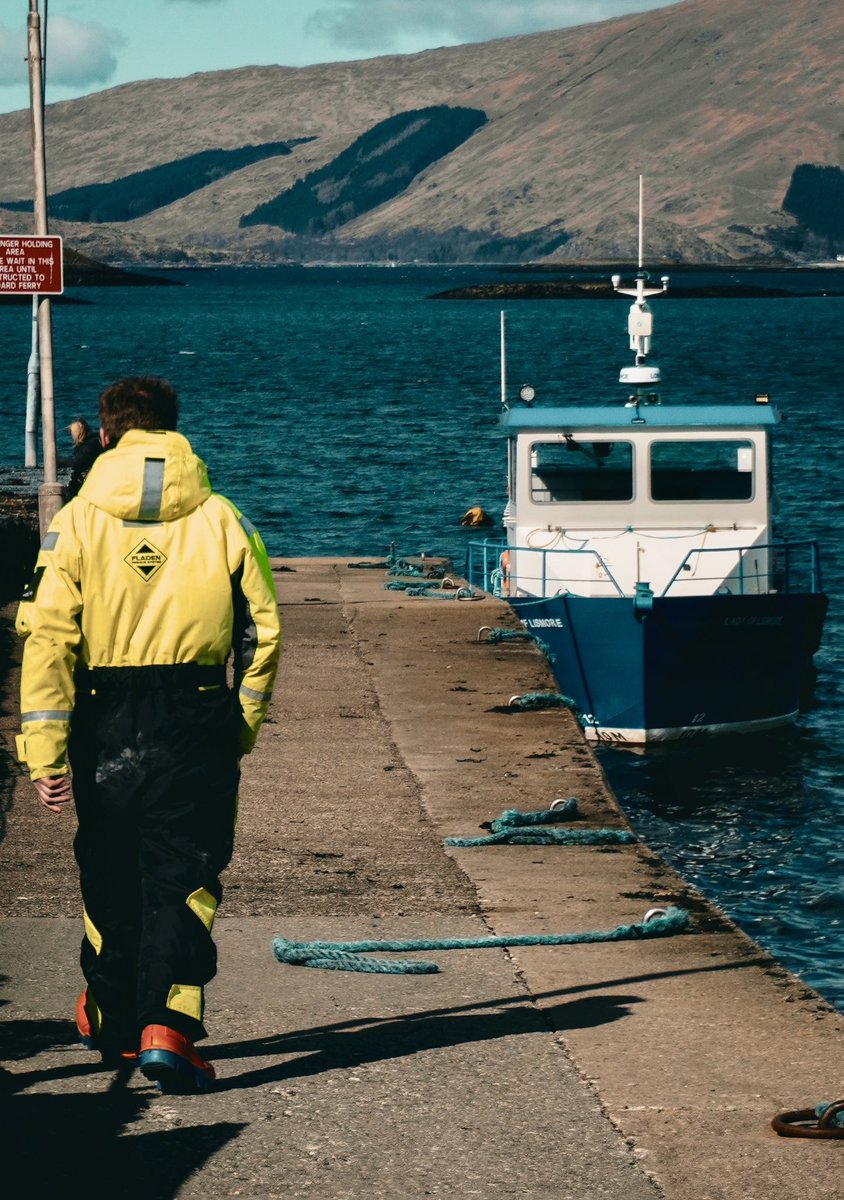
79, 429, 212, 521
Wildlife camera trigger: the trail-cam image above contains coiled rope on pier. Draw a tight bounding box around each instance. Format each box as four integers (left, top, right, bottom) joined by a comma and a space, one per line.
385, 577, 480, 600
444, 798, 636, 848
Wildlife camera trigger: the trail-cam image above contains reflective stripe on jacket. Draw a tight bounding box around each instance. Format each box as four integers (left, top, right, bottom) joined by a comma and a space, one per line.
17, 429, 281, 780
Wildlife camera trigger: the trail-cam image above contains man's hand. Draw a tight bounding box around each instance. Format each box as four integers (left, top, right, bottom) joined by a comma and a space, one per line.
34, 774, 73, 814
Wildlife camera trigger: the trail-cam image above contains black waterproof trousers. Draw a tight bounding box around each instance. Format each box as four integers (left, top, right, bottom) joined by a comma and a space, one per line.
69, 664, 241, 1046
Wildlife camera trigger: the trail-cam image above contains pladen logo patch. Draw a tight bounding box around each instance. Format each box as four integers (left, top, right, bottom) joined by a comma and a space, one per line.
125, 540, 167, 581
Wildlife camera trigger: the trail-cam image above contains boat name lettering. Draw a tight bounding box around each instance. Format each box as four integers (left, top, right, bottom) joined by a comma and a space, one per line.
723, 616, 783, 626
526, 618, 565, 628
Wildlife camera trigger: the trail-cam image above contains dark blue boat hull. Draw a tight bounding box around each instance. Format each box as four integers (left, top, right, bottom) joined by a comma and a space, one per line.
510, 592, 828, 744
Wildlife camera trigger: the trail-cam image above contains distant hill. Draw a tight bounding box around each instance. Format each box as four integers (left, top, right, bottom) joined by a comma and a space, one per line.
0, 0, 841, 265
0, 247, 181, 301
61, 247, 183, 286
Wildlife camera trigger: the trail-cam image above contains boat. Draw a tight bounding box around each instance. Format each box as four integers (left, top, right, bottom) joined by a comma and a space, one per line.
467, 188, 828, 745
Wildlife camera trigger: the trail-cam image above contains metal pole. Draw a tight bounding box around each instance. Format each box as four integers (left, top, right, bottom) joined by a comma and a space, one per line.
25, 297, 39, 465
24, 0, 46, 468
28, 0, 62, 534
499, 309, 507, 407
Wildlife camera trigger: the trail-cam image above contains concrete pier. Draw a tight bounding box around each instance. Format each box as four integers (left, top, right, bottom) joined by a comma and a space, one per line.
0, 558, 841, 1198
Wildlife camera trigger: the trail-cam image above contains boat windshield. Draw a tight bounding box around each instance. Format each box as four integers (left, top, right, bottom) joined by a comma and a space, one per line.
530, 439, 633, 502
650, 439, 754, 501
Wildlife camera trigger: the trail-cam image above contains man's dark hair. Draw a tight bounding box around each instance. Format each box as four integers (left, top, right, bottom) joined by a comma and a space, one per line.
98, 376, 179, 444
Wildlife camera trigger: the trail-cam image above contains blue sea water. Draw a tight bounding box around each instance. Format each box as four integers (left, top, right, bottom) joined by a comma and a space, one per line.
1, 263, 842, 1009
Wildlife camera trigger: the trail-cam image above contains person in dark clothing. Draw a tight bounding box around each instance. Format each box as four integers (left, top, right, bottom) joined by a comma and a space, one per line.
64, 417, 103, 501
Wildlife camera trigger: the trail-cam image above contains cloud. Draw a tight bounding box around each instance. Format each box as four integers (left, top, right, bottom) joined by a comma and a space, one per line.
305, 0, 676, 51
0, 16, 123, 89
0, 21, 29, 86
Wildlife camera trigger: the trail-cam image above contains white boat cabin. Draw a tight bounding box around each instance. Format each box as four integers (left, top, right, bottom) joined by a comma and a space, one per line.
501, 402, 780, 601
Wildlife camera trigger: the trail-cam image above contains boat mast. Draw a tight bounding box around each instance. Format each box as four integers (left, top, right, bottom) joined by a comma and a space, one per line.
611, 176, 668, 393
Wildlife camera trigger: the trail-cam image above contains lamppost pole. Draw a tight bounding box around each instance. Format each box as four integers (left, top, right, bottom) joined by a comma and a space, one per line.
27, 0, 62, 535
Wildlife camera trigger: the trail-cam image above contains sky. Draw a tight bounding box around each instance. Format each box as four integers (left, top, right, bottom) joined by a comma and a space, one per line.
0, 0, 682, 114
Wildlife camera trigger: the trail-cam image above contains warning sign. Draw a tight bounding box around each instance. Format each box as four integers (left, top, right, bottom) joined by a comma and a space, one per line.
0, 235, 63, 295
124, 540, 168, 582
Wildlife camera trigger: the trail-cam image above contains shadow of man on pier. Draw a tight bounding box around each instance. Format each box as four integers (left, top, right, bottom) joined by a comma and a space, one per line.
209, 952, 771, 1092
0, 1016, 244, 1199
210, 988, 644, 1092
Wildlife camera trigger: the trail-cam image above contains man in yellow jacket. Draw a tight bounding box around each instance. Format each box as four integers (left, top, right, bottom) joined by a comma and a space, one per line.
17, 376, 281, 1093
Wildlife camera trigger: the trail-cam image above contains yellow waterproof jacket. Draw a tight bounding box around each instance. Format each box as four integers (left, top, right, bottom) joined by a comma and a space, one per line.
17, 429, 281, 781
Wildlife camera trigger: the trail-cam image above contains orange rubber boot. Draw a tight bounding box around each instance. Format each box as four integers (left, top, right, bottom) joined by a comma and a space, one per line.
75, 990, 138, 1065
139, 1024, 216, 1093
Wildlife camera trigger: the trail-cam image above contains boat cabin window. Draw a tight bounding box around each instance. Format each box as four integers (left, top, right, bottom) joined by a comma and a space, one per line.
530, 439, 633, 502
650, 439, 754, 502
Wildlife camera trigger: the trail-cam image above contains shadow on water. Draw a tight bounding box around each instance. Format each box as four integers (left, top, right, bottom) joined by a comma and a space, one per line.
596, 725, 844, 1012
598, 724, 832, 816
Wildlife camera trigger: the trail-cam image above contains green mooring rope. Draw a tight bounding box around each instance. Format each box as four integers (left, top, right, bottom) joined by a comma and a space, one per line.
817, 1103, 844, 1129
271, 907, 690, 974
480, 627, 554, 661
509, 691, 578, 712
385, 556, 447, 579
484, 628, 538, 644
384, 578, 479, 600
444, 799, 636, 847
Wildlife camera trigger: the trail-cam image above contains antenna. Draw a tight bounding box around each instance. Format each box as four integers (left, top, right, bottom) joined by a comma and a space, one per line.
611, 176, 669, 389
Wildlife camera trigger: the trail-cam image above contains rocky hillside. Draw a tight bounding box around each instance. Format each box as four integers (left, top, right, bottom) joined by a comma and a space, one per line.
0, 0, 841, 265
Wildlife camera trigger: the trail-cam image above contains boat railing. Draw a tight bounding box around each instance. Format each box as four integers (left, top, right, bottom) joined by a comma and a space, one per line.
465, 538, 626, 598
466, 538, 822, 599
661, 540, 823, 597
